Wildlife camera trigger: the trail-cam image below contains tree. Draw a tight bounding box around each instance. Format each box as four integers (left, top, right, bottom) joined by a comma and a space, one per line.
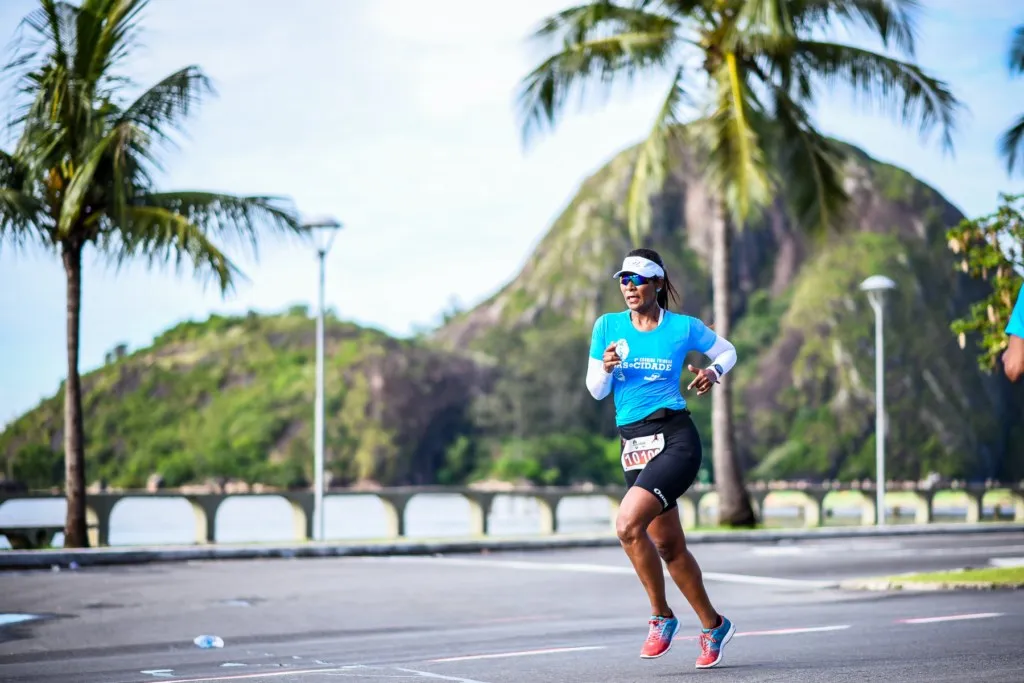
947, 193, 1024, 371
999, 25, 1024, 175
515, 0, 959, 526
0, 0, 305, 547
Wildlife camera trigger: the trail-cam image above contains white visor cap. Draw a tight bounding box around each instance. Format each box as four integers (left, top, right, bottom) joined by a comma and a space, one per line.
613, 255, 665, 279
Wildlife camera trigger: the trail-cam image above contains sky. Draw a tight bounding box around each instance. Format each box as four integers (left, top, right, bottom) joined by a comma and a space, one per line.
0, 0, 1021, 427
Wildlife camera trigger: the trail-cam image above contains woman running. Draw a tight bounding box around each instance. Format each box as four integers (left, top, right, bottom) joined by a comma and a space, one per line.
585, 247, 737, 669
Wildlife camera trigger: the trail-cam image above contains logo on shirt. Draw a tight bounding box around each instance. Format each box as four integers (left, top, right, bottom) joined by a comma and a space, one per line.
621, 357, 673, 372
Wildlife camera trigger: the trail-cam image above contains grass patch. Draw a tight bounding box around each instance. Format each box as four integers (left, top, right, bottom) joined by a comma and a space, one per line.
891, 566, 1024, 586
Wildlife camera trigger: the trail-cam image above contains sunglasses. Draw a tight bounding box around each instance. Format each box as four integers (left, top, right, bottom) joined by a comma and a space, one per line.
619, 274, 655, 287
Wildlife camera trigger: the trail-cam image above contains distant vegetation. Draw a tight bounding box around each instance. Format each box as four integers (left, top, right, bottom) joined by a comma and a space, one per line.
4, 139, 1022, 493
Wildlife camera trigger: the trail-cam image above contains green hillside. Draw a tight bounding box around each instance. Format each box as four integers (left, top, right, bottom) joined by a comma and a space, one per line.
434, 137, 1024, 482
1, 307, 493, 489
3, 136, 1023, 491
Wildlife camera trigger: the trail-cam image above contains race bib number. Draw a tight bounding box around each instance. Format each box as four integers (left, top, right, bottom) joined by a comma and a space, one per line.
621, 433, 665, 471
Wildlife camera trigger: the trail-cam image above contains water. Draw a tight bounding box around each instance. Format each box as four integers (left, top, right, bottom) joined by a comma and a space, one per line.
0, 495, 1009, 549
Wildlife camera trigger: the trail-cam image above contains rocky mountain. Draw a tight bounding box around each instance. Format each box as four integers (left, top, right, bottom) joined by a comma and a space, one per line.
1, 307, 493, 490
4, 137, 1022, 491
434, 137, 1024, 482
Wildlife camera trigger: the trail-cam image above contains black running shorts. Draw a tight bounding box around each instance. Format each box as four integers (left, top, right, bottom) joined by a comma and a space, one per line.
617, 408, 702, 514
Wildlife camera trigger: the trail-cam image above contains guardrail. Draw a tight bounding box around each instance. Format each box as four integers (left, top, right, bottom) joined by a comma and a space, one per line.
1, 480, 1022, 548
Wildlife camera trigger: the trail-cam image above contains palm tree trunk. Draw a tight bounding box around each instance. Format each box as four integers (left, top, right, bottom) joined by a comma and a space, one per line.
62, 241, 89, 548
711, 201, 757, 527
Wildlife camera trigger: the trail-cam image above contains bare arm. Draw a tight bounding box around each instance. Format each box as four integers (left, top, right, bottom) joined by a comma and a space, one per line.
1004, 334, 1024, 383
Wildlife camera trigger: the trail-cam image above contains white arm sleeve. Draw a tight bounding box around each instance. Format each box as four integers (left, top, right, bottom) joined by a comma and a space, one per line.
586, 357, 613, 399
703, 333, 738, 377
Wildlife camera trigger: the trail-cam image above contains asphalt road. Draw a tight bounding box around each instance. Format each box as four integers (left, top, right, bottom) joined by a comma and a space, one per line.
1, 531, 1023, 682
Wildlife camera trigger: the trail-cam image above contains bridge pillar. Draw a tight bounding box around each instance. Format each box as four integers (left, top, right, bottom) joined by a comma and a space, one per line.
534, 494, 563, 535
376, 492, 413, 538
809, 490, 829, 528
85, 493, 119, 547
843, 489, 877, 525
462, 492, 496, 537
186, 495, 226, 544
677, 495, 699, 529
696, 491, 717, 526
749, 490, 769, 525
606, 493, 621, 532
963, 491, 984, 523
679, 490, 704, 529
283, 492, 313, 541
909, 491, 934, 524
1011, 488, 1024, 522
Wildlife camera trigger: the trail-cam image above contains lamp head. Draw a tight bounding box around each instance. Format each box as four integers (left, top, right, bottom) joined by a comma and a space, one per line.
301, 214, 343, 253
859, 275, 896, 293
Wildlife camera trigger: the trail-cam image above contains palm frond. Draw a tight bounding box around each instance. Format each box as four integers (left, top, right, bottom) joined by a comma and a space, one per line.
516, 9, 679, 146
531, 0, 678, 45
57, 120, 123, 236
999, 113, 1024, 177
787, 40, 960, 152
768, 86, 849, 235
0, 149, 49, 250
100, 204, 241, 291
130, 191, 303, 257
115, 66, 213, 149
789, 0, 920, 56
75, 0, 147, 90
699, 52, 773, 225
737, 0, 795, 41
101, 192, 303, 292
1008, 24, 1024, 75
625, 66, 694, 244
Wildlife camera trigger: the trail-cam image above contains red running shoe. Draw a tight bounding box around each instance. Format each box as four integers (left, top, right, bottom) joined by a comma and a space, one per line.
640, 615, 680, 658
695, 614, 735, 668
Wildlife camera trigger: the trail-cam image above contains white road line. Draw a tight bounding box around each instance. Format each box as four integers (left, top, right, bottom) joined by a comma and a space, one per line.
901, 614, 1003, 626
428, 625, 852, 665
378, 556, 835, 588
163, 666, 362, 682
393, 666, 494, 682
990, 556, 1024, 567
897, 612, 1004, 624
381, 556, 634, 574
428, 646, 606, 663
734, 625, 852, 637
0, 613, 41, 626
703, 571, 838, 588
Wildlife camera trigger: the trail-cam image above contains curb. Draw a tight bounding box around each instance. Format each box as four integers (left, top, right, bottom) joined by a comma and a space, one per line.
2, 522, 1022, 571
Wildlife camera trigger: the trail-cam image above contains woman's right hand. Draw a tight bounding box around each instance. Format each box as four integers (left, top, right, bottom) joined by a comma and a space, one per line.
602, 342, 621, 374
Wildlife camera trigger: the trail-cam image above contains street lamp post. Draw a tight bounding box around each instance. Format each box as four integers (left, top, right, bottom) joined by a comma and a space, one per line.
303, 216, 342, 542
859, 274, 896, 527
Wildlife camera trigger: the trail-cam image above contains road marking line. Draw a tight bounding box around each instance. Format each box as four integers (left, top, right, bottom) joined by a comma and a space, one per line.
379, 556, 835, 588
428, 646, 606, 663
0, 613, 41, 626
162, 667, 361, 682
874, 544, 1024, 559
703, 571, 838, 588
428, 625, 852, 664
897, 612, 1005, 624
990, 556, 1024, 567
735, 625, 852, 637
393, 666, 494, 682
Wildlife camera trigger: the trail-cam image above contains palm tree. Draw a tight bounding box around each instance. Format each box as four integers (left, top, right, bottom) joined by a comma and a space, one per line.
516, 0, 959, 526
1000, 25, 1024, 175
0, 0, 305, 547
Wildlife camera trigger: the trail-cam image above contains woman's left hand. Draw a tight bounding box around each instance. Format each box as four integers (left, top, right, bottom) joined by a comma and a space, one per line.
686, 364, 719, 396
